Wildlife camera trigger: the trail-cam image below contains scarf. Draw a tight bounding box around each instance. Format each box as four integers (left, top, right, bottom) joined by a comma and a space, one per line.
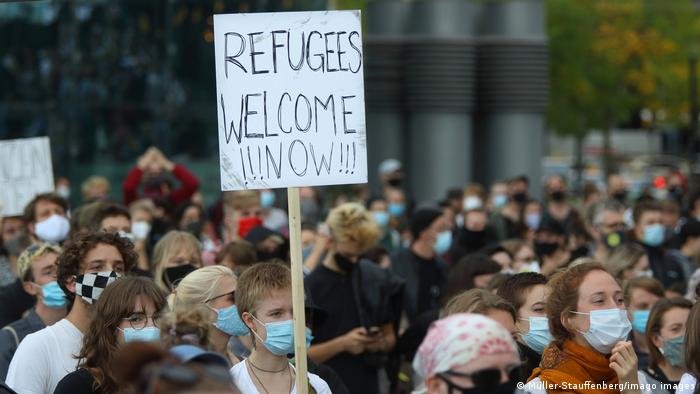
528, 340, 619, 394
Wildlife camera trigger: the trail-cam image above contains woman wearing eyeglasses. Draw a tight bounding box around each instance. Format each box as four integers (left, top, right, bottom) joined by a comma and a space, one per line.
170, 265, 250, 364
524, 262, 653, 394
54, 276, 166, 394
412, 313, 521, 394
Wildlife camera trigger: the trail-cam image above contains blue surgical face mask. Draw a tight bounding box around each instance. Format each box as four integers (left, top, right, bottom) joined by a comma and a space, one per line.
372, 211, 390, 228
571, 308, 632, 354
643, 224, 665, 247
660, 335, 685, 368
632, 309, 650, 334
119, 326, 160, 343
521, 316, 553, 354
525, 213, 541, 231
433, 231, 452, 255
492, 194, 508, 209
260, 191, 276, 208
388, 203, 406, 218
209, 304, 249, 337
38, 280, 67, 309
252, 316, 295, 356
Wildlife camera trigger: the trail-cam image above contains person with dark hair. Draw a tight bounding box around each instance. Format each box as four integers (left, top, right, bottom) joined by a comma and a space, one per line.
542, 175, 585, 236
442, 253, 502, 303
367, 197, 401, 253
5, 232, 136, 393
631, 201, 686, 288
0, 243, 64, 381
450, 207, 497, 262
534, 218, 570, 276
480, 244, 514, 272
90, 202, 132, 238
22, 192, 70, 243
497, 272, 550, 379
54, 276, 167, 394
676, 301, 699, 393
590, 200, 627, 262
623, 277, 665, 371
640, 297, 693, 392
667, 218, 700, 281
215, 240, 258, 275
391, 207, 450, 324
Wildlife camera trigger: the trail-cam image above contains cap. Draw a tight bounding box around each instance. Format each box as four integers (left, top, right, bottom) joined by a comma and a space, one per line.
169, 345, 230, 368
378, 159, 402, 176
410, 207, 443, 239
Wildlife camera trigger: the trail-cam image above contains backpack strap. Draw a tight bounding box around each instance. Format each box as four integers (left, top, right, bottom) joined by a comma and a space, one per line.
2, 326, 19, 348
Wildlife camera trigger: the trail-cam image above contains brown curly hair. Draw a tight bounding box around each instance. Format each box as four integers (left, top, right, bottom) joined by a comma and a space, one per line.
77, 276, 166, 393
546, 261, 607, 346
57, 231, 138, 302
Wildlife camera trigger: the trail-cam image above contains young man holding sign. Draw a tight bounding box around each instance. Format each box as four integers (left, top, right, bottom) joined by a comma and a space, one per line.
305, 203, 404, 394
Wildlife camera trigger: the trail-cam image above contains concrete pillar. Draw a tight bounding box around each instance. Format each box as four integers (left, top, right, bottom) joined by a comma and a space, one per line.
404, 0, 480, 202
474, 0, 548, 198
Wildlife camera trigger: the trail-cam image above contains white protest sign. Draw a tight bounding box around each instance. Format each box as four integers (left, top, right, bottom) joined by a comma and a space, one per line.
0, 137, 54, 217
214, 10, 367, 191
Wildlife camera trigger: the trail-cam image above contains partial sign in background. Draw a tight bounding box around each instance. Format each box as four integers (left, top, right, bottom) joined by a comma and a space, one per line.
214, 10, 366, 394
0, 137, 54, 216
214, 10, 366, 191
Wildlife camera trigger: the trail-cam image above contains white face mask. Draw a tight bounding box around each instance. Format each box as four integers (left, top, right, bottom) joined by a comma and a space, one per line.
35, 214, 70, 242
634, 269, 653, 278
56, 186, 70, 199
131, 221, 151, 240
571, 308, 631, 354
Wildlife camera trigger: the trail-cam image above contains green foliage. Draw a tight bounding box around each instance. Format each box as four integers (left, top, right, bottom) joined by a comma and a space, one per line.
547, 0, 700, 136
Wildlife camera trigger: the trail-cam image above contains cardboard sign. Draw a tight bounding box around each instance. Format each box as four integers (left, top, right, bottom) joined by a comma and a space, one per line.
0, 137, 54, 216
214, 10, 367, 190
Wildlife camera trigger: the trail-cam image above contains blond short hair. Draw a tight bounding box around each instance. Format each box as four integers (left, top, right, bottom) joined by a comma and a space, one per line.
17, 243, 62, 281
170, 265, 236, 310
81, 176, 110, 200
128, 199, 156, 217
326, 202, 380, 252
442, 288, 516, 320
152, 231, 202, 291
236, 262, 291, 319
223, 190, 260, 211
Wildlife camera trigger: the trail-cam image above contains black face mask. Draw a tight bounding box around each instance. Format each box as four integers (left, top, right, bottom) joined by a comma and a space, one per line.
183, 221, 203, 237
549, 190, 567, 202
512, 192, 527, 204
461, 229, 486, 252
387, 178, 403, 188
534, 241, 559, 257
437, 368, 519, 394
604, 230, 626, 250
668, 186, 684, 202
163, 264, 196, 289
612, 191, 627, 203
334, 253, 357, 273
569, 245, 589, 261
257, 249, 286, 263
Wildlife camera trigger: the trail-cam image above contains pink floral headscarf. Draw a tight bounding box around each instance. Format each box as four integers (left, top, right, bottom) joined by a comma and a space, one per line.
413, 313, 518, 380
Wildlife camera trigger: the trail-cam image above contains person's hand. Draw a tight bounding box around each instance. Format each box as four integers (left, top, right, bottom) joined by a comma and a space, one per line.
150, 148, 175, 172
313, 232, 331, 253
341, 327, 371, 355
137, 147, 158, 170
609, 341, 639, 385
364, 327, 387, 353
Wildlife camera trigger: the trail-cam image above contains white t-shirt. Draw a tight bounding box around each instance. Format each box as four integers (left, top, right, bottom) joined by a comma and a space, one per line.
230, 359, 331, 394
676, 373, 697, 394
5, 318, 83, 394
523, 372, 653, 394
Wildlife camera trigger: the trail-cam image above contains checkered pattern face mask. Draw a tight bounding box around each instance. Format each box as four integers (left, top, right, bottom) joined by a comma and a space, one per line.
75, 271, 121, 304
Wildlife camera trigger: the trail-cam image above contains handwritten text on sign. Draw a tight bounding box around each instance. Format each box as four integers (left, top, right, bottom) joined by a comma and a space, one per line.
0, 137, 54, 216
213, 10, 367, 190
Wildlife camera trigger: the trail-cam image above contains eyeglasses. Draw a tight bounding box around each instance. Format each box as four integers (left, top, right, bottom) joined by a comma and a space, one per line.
437, 363, 522, 391
205, 290, 235, 304
123, 313, 161, 330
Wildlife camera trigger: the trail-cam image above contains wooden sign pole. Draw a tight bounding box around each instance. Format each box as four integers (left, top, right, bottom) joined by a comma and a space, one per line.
287, 186, 309, 393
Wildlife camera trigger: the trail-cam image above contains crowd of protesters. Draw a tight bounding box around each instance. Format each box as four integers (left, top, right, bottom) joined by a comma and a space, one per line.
0, 149, 699, 394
